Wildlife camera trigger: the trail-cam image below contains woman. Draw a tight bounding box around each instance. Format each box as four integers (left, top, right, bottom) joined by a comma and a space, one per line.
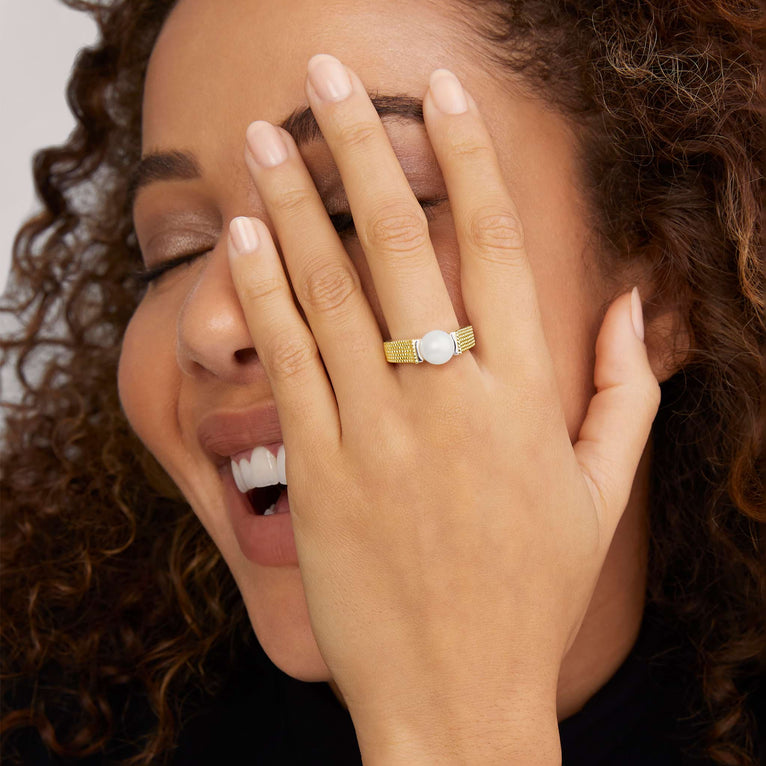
1, 0, 764, 763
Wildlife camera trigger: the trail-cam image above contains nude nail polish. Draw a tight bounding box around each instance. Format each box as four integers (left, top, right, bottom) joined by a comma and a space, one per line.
429, 69, 468, 115
246, 121, 288, 168
307, 54, 352, 102
230, 217, 260, 255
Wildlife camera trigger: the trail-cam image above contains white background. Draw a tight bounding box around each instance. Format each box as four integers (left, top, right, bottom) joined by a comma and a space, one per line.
0, 2, 98, 295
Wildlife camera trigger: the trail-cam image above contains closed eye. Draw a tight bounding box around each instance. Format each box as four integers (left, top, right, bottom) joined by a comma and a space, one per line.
132, 249, 210, 286
132, 198, 447, 284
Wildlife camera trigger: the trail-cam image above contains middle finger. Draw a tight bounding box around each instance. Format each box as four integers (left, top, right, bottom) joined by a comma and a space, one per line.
243, 121, 390, 399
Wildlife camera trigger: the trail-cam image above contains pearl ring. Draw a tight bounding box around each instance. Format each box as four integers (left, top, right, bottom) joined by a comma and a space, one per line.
383, 325, 475, 365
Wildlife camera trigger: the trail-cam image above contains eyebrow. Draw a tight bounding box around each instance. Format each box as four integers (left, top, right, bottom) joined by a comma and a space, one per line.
128, 150, 201, 202
281, 94, 423, 143
129, 95, 424, 204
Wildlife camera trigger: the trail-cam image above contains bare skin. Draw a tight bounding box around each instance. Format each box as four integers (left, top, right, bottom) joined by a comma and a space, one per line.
119, 0, 667, 760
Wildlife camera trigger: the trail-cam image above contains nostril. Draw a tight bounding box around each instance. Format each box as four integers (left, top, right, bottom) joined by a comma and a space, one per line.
234, 347, 258, 364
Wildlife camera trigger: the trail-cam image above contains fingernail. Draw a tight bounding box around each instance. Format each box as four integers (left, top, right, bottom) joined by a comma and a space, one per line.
630, 286, 645, 341
230, 217, 260, 255
429, 69, 468, 115
246, 121, 289, 168
307, 54, 352, 102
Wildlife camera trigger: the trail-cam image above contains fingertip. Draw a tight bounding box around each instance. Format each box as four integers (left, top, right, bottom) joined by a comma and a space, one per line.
594, 289, 656, 390
428, 68, 469, 115
229, 216, 260, 258
306, 53, 353, 102
575, 289, 661, 535
423, 72, 480, 125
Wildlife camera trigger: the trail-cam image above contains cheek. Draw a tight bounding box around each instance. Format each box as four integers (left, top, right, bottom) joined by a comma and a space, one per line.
539, 272, 600, 442
523, 225, 603, 443
118, 299, 330, 682
238, 567, 332, 682
117, 300, 179, 460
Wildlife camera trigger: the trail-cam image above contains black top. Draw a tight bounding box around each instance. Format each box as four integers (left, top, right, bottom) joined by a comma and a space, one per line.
7, 608, 766, 764
169, 607, 765, 765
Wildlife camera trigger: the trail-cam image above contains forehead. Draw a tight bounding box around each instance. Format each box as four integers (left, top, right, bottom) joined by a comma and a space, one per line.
142, 0, 475, 152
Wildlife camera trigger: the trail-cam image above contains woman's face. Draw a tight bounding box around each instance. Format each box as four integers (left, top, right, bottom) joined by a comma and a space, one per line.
119, 0, 628, 682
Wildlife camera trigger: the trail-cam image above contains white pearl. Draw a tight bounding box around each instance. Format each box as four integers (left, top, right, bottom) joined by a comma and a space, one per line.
419, 330, 455, 364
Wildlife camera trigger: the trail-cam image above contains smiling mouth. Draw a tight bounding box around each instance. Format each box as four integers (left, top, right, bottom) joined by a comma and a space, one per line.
229, 444, 288, 516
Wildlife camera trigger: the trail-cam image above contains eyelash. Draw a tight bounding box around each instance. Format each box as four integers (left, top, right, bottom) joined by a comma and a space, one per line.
134, 198, 446, 286
133, 251, 209, 286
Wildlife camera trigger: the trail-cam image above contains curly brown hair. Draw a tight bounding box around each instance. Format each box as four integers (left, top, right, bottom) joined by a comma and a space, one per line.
1, 0, 764, 764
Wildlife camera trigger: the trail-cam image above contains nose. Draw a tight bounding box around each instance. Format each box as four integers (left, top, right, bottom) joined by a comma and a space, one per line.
176, 244, 259, 383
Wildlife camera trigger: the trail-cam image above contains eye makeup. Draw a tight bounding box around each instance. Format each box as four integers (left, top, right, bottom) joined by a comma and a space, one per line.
132, 120, 449, 287
133, 248, 212, 286
132, 204, 220, 287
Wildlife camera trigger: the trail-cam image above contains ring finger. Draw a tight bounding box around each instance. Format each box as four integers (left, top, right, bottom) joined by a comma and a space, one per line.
304, 54, 460, 342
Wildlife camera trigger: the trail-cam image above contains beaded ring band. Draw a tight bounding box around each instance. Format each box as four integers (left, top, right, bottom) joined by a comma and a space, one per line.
383, 325, 475, 365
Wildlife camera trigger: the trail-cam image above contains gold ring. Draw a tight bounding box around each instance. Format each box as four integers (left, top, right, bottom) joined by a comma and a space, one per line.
383, 325, 475, 365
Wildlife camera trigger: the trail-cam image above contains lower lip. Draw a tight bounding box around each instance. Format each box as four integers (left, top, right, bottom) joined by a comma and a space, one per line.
223, 470, 298, 566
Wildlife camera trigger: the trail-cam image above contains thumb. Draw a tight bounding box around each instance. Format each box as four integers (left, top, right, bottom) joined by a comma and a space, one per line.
573, 288, 661, 543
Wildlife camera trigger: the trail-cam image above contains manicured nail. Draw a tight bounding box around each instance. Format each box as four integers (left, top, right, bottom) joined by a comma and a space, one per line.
307, 54, 352, 102
630, 286, 645, 342
246, 121, 289, 168
429, 69, 468, 115
230, 217, 260, 255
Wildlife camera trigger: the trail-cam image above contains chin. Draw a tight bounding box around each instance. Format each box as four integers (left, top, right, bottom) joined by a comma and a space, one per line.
238, 563, 333, 682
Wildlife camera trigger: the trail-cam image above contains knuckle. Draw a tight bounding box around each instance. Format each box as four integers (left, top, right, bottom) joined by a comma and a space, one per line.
468, 207, 525, 258
301, 261, 359, 315
366, 424, 419, 489
450, 137, 492, 163
271, 186, 313, 217
624, 372, 661, 420
240, 275, 284, 304
363, 203, 430, 255
335, 120, 379, 150
266, 333, 318, 381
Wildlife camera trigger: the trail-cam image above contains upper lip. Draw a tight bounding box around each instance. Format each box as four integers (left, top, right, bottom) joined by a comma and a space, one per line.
197, 401, 283, 467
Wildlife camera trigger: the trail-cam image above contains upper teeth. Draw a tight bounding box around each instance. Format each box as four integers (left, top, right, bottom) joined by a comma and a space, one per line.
231, 445, 286, 494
